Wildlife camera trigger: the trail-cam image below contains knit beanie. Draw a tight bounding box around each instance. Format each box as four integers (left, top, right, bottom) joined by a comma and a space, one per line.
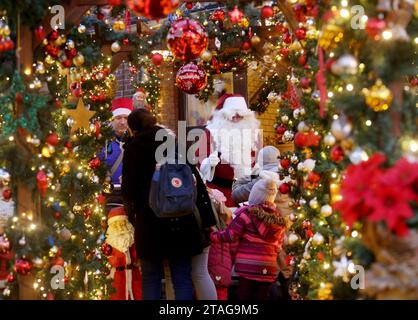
248, 178, 278, 205
257, 146, 280, 171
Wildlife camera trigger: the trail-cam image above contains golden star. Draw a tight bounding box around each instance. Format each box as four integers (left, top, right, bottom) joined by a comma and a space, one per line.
66, 99, 96, 133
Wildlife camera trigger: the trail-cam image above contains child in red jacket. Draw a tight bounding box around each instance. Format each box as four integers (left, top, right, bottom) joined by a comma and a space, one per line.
211, 179, 286, 300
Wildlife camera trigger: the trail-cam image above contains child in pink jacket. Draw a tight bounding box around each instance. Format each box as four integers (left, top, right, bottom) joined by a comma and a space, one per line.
211, 179, 286, 300
207, 188, 234, 300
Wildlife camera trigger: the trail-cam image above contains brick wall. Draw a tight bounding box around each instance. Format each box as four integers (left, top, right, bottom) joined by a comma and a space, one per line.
158, 64, 178, 132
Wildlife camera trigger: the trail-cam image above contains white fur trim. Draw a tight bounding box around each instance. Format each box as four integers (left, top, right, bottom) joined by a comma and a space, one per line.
108, 215, 128, 225
112, 108, 131, 117
223, 96, 248, 112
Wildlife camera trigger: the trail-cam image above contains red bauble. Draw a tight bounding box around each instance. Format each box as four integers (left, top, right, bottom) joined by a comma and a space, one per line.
275, 23, 288, 34
64, 141, 73, 150
0, 235, 11, 254
6, 273, 15, 283
280, 158, 291, 170
89, 157, 101, 169
52, 256, 65, 266
97, 12, 105, 20
306, 131, 321, 147
317, 251, 325, 262
279, 183, 291, 194
365, 18, 386, 39
36, 170, 48, 197
167, 18, 208, 61
280, 47, 290, 57
295, 28, 306, 40
294, 132, 308, 147
70, 82, 82, 98
307, 171, 321, 183
330, 145, 345, 162
302, 220, 311, 229
66, 48, 77, 59
126, 0, 179, 19
176, 63, 207, 94
14, 259, 33, 275
101, 242, 113, 256
411, 77, 418, 87
298, 54, 307, 65
61, 59, 72, 68
276, 125, 286, 135
210, 9, 225, 22
228, 6, 244, 24
300, 77, 311, 89
4, 39, 14, 51
241, 41, 251, 51
282, 33, 292, 44
151, 52, 164, 67
54, 212, 61, 220
122, 38, 130, 45
46, 133, 59, 146
261, 6, 274, 19
2, 188, 12, 200
97, 194, 106, 204
49, 30, 59, 41
34, 26, 46, 42
186, 2, 193, 10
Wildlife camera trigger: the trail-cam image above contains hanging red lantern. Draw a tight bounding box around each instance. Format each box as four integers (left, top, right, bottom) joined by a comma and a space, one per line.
167, 18, 208, 61
260, 6, 274, 19
126, 0, 180, 20
176, 62, 207, 94
228, 6, 244, 24
151, 52, 164, 66
37, 170, 48, 197
14, 259, 33, 275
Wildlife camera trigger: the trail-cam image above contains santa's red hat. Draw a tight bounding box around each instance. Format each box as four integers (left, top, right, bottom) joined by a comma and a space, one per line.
111, 98, 133, 117
135, 87, 146, 94
108, 206, 128, 225
216, 94, 248, 112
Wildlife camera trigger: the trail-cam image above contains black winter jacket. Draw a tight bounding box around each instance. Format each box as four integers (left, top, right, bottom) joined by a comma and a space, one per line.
121, 126, 216, 259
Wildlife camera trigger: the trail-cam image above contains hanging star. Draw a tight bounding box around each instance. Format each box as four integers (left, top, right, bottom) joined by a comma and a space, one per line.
66, 99, 96, 133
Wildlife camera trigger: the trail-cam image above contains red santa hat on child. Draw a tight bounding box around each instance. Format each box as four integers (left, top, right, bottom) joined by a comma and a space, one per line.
111, 98, 133, 117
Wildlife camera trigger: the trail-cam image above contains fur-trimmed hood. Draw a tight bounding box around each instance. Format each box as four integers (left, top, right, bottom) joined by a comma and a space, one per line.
247, 204, 286, 241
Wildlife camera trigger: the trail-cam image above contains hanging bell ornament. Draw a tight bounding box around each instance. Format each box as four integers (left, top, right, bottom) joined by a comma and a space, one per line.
362, 79, 393, 112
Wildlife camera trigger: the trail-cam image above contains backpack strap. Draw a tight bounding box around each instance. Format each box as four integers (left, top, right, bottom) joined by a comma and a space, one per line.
110, 147, 124, 177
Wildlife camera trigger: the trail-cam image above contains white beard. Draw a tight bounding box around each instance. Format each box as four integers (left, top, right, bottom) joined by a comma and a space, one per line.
105, 222, 135, 253
206, 109, 261, 178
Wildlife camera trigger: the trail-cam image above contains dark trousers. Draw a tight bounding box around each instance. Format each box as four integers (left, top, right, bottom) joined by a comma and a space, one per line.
237, 277, 273, 300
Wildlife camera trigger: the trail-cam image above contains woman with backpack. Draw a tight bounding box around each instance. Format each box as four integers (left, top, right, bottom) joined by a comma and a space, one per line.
210, 179, 287, 300
122, 109, 216, 300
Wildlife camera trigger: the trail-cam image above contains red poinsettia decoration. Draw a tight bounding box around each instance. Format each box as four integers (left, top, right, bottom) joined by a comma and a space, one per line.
334, 154, 417, 236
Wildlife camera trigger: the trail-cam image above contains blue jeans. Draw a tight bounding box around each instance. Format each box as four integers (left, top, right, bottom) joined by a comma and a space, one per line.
140, 257, 193, 300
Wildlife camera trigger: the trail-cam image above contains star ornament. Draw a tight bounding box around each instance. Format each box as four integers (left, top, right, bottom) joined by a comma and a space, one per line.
66, 99, 96, 133
332, 256, 355, 282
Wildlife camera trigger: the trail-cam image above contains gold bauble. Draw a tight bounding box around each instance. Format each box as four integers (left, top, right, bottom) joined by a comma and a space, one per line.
73, 53, 85, 67
309, 198, 319, 209
318, 23, 344, 50
113, 20, 125, 31
73, 204, 82, 214
289, 40, 302, 51
42, 146, 52, 158
103, 182, 112, 194
250, 35, 261, 46
36, 62, 46, 74
45, 55, 55, 65
33, 78, 43, 89
111, 41, 121, 53
312, 232, 325, 246
362, 79, 393, 112
287, 233, 300, 246
61, 163, 71, 175
320, 204, 333, 217
239, 18, 249, 28
318, 283, 333, 300
201, 50, 213, 62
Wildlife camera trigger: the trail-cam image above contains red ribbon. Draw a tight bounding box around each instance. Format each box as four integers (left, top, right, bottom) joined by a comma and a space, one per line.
315, 46, 327, 118
125, 10, 131, 33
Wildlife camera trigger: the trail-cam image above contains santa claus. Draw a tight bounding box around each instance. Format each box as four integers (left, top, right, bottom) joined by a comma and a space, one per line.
105, 206, 142, 300
132, 87, 151, 112
197, 94, 261, 207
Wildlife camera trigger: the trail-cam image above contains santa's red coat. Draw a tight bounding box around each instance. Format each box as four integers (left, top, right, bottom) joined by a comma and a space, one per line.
108, 245, 142, 300
197, 128, 255, 207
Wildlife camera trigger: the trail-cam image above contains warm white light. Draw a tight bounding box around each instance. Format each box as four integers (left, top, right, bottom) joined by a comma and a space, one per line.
328, 92, 334, 98
346, 84, 354, 91
382, 30, 392, 40
340, 9, 350, 18
351, 230, 359, 238
341, 0, 348, 7
365, 120, 372, 126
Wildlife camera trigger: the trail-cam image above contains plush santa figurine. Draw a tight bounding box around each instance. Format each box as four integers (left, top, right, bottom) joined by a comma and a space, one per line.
197, 94, 261, 207
104, 206, 142, 300
132, 87, 151, 111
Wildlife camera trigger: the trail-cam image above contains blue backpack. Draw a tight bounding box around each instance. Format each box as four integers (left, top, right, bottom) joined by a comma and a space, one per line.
149, 161, 197, 218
